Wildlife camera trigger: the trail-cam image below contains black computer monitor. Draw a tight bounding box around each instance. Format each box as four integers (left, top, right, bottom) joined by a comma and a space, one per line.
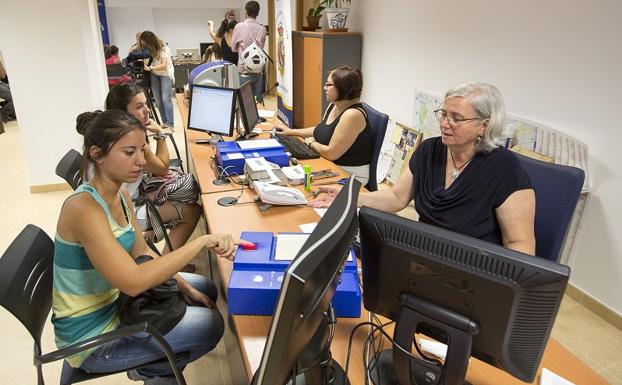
237, 81, 260, 139
358, 207, 570, 385
252, 176, 361, 385
187, 84, 236, 140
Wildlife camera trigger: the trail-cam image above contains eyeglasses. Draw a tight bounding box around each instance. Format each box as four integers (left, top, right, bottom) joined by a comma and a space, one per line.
434, 109, 480, 126
324, 82, 334, 88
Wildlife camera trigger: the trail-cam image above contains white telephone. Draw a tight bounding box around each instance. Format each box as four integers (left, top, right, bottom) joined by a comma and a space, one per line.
252, 181, 308, 206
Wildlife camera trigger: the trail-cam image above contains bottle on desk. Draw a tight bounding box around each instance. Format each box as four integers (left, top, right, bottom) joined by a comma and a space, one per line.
303, 165, 312, 191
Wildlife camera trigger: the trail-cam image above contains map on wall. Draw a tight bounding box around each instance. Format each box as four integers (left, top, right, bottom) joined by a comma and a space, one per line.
413, 90, 443, 139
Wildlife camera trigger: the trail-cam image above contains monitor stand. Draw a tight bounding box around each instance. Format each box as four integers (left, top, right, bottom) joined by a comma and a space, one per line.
251, 307, 350, 385
370, 294, 479, 385
209, 134, 224, 143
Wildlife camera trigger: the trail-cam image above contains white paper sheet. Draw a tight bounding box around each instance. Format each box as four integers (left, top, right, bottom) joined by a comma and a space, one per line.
237, 139, 281, 150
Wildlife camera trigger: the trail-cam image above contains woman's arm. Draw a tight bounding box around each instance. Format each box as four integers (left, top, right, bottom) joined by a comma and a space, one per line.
143, 119, 170, 176
207, 21, 220, 46
496, 189, 536, 255
309, 108, 365, 161
312, 166, 415, 212
60, 193, 234, 297
273, 119, 315, 138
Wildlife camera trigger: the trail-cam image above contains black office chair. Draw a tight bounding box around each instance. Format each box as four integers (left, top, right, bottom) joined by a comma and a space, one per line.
517, 154, 585, 262
0, 224, 187, 385
361, 102, 389, 192
55, 149, 83, 190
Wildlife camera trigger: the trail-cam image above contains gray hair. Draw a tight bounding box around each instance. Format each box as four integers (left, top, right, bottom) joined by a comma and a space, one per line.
444, 82, 505, 153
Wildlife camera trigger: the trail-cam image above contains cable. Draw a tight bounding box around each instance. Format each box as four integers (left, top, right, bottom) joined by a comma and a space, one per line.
343, 321, 439, 385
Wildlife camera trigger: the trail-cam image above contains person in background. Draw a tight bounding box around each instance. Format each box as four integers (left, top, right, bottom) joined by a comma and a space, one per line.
202, 43, 222, 63
129, 31, 143, 53
274, 66, 372, 185
105, 45, 122, 65
313, 83, 536, 255
0, 58, 16, 122
208, 19, 238, 65
140, 31, 175, 127
54, 109, 234, 385
104, 82, 201, 255
232, 0, 267, 102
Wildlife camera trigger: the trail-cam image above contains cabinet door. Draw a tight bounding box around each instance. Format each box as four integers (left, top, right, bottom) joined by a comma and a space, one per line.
301, 36, 323, 127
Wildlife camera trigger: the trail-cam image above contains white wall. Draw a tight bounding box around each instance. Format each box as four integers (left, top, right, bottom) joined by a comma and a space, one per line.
0, 0, 108, 186
106, 0, 270, 59
349, 0, 622, 314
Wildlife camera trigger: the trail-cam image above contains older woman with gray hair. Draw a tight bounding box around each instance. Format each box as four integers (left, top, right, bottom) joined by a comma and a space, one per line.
312, 82, 536, 255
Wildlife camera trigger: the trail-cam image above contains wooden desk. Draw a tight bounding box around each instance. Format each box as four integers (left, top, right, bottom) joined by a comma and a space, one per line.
179, 95, 608, 385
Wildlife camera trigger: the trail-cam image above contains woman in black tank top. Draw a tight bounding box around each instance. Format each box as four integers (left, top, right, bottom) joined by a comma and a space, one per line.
274, 66, 372, 184
208, 19, 239, 65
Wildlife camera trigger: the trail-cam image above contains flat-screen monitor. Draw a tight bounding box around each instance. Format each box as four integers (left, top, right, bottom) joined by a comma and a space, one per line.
187, 84, 236, 138
358, 207, 570, 385
252, 176, 361, 385
237, 81, 260, 138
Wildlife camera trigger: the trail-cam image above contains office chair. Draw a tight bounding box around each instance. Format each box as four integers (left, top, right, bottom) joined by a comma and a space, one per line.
54, 150, 175, 256
55, 149, 83, 190
0, 224, 187, 385
361, 102, 389, 192
516, 154, 585, 262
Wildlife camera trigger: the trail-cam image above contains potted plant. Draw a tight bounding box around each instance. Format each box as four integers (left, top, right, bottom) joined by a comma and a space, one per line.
305, 0, 325, 30
323, 0, 351, 32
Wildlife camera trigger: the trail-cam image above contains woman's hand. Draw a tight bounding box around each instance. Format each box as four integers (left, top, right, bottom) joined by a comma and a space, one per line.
144, 118, 163, 135
310, 185, 342, 208
203, 234, 236, 260
273, 120, 295, 136
180, 283, 217, 308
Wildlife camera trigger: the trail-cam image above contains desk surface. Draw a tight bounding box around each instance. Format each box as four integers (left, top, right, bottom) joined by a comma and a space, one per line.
180, 93, 608, 385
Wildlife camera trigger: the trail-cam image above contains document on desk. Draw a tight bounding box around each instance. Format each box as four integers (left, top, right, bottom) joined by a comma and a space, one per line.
274, 233, 353, 261
540, 368, 575, 385
237, 139, 281, 150
258, 109, 275, 119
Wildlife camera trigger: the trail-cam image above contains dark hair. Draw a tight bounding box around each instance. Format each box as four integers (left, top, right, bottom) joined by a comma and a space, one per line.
140, 30, 162, 58
245, 1, 260, 18
104, 45, 112, 59
330, 66, 363, 101
76, 110, 145, 177
105, 82, 145, 112
109, 45, 119, 57
203, 44, 222, 63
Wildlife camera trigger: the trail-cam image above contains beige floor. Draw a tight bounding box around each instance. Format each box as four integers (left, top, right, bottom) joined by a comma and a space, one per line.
1, 96, 621, 385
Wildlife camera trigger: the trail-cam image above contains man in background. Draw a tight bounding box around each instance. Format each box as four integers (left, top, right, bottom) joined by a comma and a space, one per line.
232, 1, 267, 102
0, 58, 15, 122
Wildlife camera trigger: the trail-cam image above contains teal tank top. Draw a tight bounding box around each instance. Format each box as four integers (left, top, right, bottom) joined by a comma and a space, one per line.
51, 185, 136, 367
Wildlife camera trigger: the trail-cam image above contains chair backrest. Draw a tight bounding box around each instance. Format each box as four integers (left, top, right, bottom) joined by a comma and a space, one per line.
106, 64, 128, 77
361, 102, 389, 192
56, 149, 83, 190
0, 225, 54, 346
516, 154, 585, 262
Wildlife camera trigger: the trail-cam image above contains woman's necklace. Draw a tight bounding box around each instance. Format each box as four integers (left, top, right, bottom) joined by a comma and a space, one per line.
448, 150, 476, 179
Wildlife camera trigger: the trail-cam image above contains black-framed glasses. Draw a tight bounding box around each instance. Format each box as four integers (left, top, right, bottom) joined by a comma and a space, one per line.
434, 109, 480, 126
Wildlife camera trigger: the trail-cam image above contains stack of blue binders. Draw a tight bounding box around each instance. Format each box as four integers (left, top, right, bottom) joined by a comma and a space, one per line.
228, 232, 361, 317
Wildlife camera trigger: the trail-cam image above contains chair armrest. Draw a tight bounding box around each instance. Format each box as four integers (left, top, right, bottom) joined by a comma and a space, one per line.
35, 322, 186, 385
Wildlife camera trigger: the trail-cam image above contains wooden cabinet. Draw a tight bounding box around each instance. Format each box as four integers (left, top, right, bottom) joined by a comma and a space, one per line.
292, 31, 362, 128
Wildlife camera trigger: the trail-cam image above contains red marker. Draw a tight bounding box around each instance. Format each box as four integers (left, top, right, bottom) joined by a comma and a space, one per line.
238, 240, 257, 250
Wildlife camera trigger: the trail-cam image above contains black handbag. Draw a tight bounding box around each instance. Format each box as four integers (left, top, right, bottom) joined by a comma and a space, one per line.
117, 255, 187, 335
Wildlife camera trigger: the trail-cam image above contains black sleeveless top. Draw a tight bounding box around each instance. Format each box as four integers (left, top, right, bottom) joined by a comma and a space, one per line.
409, 137, 532, 245
221, 37, 238, 65
313, 103, 372, 167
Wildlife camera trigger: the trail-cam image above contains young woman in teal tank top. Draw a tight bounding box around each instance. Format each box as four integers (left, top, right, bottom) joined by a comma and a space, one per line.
53, 110, 236, 384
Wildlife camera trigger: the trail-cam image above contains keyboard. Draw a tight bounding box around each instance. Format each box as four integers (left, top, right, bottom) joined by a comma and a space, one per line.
274, 133, 320, 159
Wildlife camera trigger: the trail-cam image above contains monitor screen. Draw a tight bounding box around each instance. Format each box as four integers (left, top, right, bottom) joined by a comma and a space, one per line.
253, 176, 362, 385
359, 207, 570, 384
237, 81, 260, 137
187, 84, 236, 137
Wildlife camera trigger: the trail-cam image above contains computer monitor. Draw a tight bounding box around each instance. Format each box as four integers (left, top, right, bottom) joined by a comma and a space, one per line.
187, 84, 236, 140
176, 47, 200, 60
252, 176, 361, 385
358, 207, 570, 385
237, 81, 260, 139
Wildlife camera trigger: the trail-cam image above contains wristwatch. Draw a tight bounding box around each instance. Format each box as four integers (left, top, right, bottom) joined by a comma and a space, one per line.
153, 133, 168, 141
